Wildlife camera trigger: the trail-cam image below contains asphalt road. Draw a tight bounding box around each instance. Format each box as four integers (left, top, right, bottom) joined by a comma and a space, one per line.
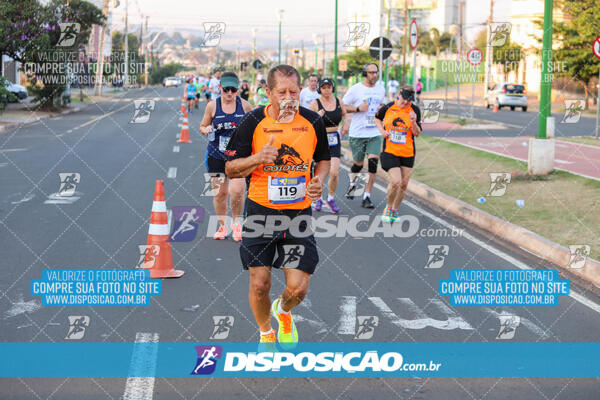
1, 86, 599, 399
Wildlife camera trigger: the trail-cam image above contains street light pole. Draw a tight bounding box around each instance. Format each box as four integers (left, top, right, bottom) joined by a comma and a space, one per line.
278, 9, 284, 64
537, 0, 553, 139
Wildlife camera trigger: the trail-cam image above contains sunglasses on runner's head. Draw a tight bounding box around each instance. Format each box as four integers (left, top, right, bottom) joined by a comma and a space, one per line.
223, 87, 238, 93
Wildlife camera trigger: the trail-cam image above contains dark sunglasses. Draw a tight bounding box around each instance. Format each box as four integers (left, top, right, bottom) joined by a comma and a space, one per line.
222, 87, 238, 93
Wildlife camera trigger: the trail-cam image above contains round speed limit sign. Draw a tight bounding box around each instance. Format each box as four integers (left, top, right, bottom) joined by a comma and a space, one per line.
467, 48, 483, 65
593, 36, 600, 60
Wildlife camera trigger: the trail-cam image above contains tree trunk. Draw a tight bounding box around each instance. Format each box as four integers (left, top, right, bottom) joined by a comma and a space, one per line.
583, 81, 589, 110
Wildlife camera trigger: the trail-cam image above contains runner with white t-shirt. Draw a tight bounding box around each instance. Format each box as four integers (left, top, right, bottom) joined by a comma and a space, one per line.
299, 74, 320, 109
209, 70, 222, 100
342, 63, 386, 209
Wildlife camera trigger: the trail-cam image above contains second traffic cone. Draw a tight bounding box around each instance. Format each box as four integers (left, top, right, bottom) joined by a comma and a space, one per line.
493, 103, 499, 113
144, 180, 184, 278
180, 98, 186, 113
178, 117, 191, 143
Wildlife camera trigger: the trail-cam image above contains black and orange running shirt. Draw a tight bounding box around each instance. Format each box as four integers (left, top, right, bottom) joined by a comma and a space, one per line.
375, 101, 422, 158
226, 105, 330, 210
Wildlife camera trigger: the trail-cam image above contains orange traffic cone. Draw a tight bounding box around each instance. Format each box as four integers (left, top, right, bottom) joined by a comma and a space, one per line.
183, 109, 188, 119
180, 99, 186, 113
143, 180, 184, 278
493, 104, 499, 113
178, 117, 191, 143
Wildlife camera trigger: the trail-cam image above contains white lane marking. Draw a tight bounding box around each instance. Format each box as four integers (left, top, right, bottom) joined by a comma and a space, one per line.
4, 294, 41, 319
167, 167, 177, 179
172, 145, 180, 153
368, 297, 473, 330
340, 163, 600, 315
293, 314, 328, 334
58, 102, 131, 137
338, 296, 357, 335
11, 193, 35, 204
0, 148, 27, 153
483, 308, 550, 339
44, 192, 81, 204
123, 332, 159, 400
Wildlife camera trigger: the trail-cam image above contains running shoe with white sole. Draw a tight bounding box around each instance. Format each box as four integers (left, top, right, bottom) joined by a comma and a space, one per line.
270, 296, 298, 348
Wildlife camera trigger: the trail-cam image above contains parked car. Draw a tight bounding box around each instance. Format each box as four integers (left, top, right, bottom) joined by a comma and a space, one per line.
163, 77, 179, 87
485, 83, 527, 112
6, 82, 28, 101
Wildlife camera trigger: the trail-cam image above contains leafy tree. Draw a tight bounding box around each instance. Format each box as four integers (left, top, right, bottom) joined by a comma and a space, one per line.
419, 28, 455, 57
329, 49, 373, 80
150, 62, 183, 85
0, 0, 104, 109
474, 28, 523, 82
546, 0, 600, 108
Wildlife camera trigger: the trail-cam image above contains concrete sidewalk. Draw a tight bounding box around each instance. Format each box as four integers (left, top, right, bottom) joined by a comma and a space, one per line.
443, 135, 600, 181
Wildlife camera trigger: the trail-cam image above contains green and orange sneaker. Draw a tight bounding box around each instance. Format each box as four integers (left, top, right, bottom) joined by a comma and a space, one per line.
270, 296, 298, 348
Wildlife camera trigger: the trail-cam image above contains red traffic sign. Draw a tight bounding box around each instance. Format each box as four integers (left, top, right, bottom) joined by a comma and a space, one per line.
467, 48, 483, 65
593, 36, 600, 60
409, 19, 418, 50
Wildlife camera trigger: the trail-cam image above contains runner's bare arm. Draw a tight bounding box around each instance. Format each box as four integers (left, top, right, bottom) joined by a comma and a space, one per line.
199, 101, 215, 136
374, 118, 389, 138
410, 110, 422, 137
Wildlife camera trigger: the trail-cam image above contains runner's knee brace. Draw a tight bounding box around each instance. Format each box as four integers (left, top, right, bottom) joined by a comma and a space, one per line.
350, 164, 363, 173
368, 158, 378, 174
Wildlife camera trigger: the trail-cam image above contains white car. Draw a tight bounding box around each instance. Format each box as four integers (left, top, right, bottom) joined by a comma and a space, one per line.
163, 77, 179, 87
7, 82, 28, 100
485, 83, 527, 112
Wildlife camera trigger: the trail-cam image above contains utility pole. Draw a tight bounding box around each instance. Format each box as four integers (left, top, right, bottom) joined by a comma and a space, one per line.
144, 16, 148, 87
484, 0, 494, 94
333, 0, 338, 91
322, 35, 326, 75
94, 0, 110, 96
402, 0, 408, 84
313, 34, 318, 74
123, 0, 128, 90
252, 28, 257, 87
458, 1, 464, 61
301, 40, 305, 70
385, 0, 391, 96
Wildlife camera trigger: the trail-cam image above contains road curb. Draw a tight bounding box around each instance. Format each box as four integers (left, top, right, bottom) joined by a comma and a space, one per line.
340, 146, 600, 287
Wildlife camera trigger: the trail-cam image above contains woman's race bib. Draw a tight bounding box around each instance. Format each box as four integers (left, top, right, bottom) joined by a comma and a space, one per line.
327, 132, 339, 146
388, 128, 408, 144
218, 135, 231, 152
267, 176, 306, 204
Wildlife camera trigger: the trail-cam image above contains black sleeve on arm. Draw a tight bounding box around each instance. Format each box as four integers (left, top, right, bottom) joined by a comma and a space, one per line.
411, 103, 423, 130
376, 101, 393, 121
226, 107, 263, 160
